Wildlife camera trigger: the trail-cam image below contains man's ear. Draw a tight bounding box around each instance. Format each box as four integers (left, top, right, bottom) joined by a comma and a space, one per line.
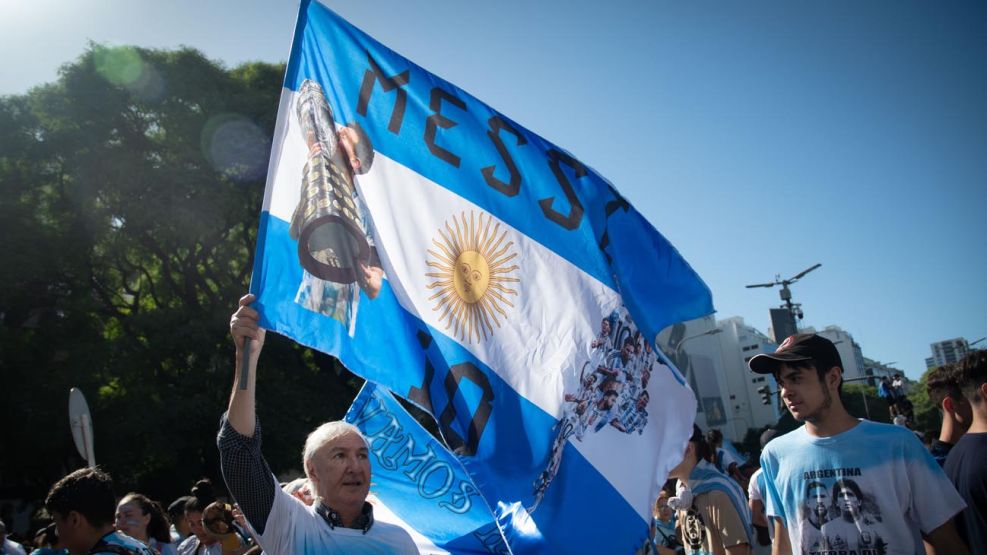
827, 366, 842, 389
305, 461, 318, 483
942, 396, 954, 414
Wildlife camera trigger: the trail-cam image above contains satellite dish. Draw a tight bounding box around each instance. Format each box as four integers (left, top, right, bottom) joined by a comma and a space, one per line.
68, 387, 96, 468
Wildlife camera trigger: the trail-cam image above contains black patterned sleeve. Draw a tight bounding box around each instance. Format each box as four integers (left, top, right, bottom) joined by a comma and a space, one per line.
216, 412, 275, 535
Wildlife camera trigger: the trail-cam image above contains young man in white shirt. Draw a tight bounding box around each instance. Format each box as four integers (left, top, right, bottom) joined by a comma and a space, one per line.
748, 333, 969, 555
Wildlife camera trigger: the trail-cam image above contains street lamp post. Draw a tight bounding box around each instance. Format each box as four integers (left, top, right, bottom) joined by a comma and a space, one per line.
675, 328, 723, 376
676, 328, 723, 354
674, 328, 724, 407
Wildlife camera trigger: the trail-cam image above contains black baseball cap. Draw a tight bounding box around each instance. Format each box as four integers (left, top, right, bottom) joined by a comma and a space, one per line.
747, 333, 843, 375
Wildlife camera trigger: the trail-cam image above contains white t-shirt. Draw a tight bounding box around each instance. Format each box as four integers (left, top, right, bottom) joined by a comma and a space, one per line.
760, 420, 966, 555
176, 536, 221, 555
717, 447, 744, 471
747, 467, 763, 503
2, 538, 26, 555
747, 467, 774, 541
257, 479, 418, 554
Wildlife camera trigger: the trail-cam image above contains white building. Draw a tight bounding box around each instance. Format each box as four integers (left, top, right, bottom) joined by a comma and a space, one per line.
714, 317, 782, 441
926, 338, 970, 369
802, 325, 867, 381
657, 315, 780, 443
861, 357, 903, 387
656, 315, 729, 438
657, 316, 905, 442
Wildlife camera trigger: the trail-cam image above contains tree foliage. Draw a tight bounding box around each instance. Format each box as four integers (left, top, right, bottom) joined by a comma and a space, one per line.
0, 45, 361, 503
906, 369, 939, 437
842, 384, 892, 424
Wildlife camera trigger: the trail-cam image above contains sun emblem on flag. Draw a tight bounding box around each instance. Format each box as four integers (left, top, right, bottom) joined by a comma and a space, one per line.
426, 210, 520, 344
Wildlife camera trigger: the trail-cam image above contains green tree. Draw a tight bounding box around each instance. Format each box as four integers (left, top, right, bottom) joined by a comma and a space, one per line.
907, 369, 940, 437
767, 382, 892, 440
0, 45, 361, 504
842, 383, 892, 424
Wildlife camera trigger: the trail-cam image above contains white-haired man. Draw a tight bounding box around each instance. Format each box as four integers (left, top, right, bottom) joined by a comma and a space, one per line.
218, 294, 417, 553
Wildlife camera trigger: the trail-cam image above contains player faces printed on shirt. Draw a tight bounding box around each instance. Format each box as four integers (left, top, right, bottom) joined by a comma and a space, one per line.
797, 477, 885, 554
760, 421, 966, 555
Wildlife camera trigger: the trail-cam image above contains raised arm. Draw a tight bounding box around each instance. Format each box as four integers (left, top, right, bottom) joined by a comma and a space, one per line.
228, 293, 265, 436
218, 294, 276, 534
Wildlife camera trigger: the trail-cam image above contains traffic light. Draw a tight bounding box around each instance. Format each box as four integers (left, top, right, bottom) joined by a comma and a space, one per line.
757, 385, 772, 405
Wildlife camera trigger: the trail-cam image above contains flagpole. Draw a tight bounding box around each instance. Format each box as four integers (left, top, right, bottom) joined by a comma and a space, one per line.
239, 336, 252, 390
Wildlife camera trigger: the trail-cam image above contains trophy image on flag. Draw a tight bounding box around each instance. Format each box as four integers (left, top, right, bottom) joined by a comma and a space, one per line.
289, 79, 378, 290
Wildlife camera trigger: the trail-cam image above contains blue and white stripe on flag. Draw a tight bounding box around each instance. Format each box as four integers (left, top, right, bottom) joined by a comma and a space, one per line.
345, 382, 512, 554
250, 0, 714, 552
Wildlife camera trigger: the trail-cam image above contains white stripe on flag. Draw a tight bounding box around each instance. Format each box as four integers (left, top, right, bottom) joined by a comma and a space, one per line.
264, 86, 697, 520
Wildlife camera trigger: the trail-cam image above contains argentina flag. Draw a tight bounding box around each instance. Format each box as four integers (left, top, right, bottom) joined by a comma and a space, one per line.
345, 382, 510, 554
250, 0, 714, 551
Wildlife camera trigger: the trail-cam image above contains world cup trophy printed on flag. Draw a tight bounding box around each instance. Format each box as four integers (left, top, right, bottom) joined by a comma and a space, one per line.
288, 79, 384, 332
250, 0, 714, 551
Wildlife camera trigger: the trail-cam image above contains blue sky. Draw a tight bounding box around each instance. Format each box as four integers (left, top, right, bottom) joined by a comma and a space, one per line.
2, 0, 984, 379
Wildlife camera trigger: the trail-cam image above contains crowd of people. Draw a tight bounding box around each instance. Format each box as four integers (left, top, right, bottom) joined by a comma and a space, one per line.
3, 299, 985, 554
0, 472, 269, 555
646, 336, 986, 555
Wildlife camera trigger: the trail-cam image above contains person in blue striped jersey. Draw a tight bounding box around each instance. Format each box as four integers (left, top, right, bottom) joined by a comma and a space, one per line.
665, 425, 753, 555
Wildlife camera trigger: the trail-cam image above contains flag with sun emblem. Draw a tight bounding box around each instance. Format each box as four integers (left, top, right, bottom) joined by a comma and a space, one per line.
249, 0, 713, 552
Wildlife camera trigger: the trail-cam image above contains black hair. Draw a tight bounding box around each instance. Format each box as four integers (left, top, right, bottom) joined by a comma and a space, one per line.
926, 364, 964, 407
706, 428, 723, 448
954, 350, 987, 404
831, 479, 864, 510
45, 468, 116, 528
689, 424, 713, 463
775, 359, 844, 397
346, 123, 374, 175
184, 479, 217, 514
167, 496, 192, 519
34, 522, 59, 548
805, 480, 827, 496
120, 492, 172, 543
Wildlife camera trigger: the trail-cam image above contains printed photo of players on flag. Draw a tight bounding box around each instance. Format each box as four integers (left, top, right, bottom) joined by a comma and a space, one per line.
532, 307, 660, 510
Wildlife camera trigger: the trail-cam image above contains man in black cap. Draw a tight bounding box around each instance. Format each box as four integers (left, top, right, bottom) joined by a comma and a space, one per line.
747, 333, 969, 555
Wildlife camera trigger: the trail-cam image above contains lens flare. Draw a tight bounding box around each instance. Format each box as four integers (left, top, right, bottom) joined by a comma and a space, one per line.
201, 114, 270, 182
92, 45, 167, 102
93, 46, 144, 87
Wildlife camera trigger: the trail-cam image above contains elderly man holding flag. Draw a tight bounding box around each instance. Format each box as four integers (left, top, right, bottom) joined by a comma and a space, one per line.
219, 293, 418, 553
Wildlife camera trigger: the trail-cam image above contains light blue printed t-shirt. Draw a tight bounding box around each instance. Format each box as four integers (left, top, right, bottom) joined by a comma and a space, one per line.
92, 531, 155, 555
760, 420, 965, 555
